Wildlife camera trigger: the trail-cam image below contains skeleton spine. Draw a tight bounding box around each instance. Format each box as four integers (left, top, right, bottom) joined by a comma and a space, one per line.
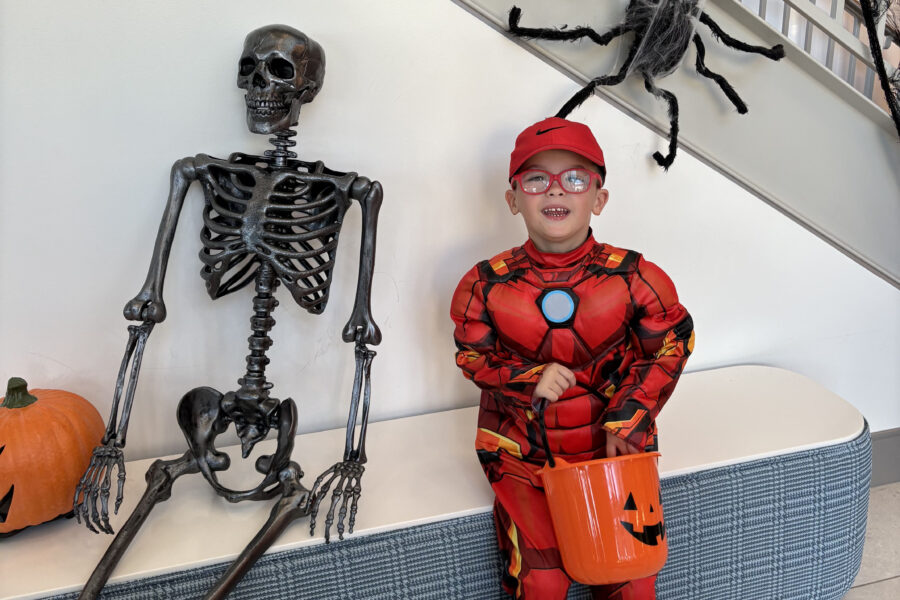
265, 129, 298, 168
238, 261, 279, 394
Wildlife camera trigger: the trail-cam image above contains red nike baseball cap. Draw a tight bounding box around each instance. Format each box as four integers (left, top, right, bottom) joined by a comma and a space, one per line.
509, 117, 606, 181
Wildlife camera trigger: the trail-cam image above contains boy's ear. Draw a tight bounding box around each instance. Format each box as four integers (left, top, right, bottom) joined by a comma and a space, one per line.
505, 189, 519, 215
592, 188, 609, 216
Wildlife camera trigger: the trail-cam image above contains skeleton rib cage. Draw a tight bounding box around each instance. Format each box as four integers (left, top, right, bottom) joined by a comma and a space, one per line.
197, 156, 355, 314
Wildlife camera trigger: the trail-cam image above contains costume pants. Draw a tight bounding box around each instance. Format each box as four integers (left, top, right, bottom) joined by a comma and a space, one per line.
487, 451, 656, 600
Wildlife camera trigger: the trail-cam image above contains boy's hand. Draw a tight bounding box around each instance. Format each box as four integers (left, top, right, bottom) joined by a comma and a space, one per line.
533, 363, 576, 403
604, 430, 641, 457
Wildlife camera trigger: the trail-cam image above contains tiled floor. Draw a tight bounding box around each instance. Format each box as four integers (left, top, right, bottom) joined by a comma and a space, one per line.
843, 482, 900, 599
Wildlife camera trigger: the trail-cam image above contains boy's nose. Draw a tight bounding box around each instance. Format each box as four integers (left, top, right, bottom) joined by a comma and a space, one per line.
546, 181, 566, 196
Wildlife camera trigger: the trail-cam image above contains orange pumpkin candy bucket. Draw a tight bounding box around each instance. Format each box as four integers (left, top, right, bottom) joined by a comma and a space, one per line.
535, 400, 668, 585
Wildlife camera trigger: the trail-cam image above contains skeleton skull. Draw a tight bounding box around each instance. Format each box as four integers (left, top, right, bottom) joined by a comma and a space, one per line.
237, 25, 326, 134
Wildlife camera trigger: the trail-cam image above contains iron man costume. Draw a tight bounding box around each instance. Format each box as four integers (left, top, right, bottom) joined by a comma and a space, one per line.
451, 232, 694, 600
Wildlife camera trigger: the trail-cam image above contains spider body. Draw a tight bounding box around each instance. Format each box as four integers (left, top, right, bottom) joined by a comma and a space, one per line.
509, 1, 785, 169
625, 0, 701, 78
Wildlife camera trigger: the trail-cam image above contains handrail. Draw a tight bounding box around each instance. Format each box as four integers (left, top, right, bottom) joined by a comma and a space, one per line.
780, 0, 876, 68
740, 0, 897, 111
784, 0, 894, 77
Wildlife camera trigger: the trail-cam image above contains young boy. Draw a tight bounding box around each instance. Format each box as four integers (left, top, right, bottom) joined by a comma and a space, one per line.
451, 117, 694, 600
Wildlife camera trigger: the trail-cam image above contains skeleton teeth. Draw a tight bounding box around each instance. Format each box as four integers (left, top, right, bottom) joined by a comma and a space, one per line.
246, 98, 289, 109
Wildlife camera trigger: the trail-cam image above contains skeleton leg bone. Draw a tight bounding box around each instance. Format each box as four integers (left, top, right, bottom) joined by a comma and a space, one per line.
78, 453, 199, 600
692, 34, 748, 114
203, 463, 310, 600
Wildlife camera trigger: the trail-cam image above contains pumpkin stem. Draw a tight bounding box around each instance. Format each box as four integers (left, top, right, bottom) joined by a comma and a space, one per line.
1, 377, 39, 409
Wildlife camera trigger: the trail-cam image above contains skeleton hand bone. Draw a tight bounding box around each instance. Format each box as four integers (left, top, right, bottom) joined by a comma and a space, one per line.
308, 460, 364, 542
74, 443, 126, 534
123, 290, 167, 322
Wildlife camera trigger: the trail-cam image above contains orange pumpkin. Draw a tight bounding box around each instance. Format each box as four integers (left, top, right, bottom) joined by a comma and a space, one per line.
0, 377, 105, 534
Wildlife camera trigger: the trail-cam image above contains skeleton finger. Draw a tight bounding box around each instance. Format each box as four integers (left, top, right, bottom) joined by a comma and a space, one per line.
308, 469, 339, 536
114, 454, 126, 514
73, 455, 99, 524
323, 471, 348, 542
78, 457, 103, 531
308, 465, 335, 500
348, 476, 362, 535
82, 472, 101, 533
336, 475, 355, 540
98, 462, 115, 534
87, 461, 107, 534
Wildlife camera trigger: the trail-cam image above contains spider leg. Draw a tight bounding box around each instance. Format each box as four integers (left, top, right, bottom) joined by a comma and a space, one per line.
556, 35, 639, 119
508, 6, 628, 46
643, 76, 680, 170
699, 12, 785, 60
693, 34, 748, 114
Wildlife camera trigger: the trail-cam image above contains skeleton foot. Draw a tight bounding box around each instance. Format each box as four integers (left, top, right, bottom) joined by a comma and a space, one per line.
74, 444, 126, 534
308, 460, 364, 542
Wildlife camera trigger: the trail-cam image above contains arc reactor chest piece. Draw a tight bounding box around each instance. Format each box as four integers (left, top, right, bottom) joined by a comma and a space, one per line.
538, 288, 578, 327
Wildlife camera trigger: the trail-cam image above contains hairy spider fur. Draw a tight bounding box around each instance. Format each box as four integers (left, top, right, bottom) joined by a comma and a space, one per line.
509, 0, 785, 169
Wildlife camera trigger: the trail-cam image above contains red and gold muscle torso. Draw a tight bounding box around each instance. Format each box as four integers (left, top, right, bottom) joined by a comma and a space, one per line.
452, 235, 694, 465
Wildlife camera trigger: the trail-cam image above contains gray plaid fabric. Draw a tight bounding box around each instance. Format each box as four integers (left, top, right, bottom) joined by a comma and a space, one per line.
49, 424, 870, 600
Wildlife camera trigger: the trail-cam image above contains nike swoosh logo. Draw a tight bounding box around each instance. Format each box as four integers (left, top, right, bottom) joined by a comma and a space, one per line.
536, 126, 565, 135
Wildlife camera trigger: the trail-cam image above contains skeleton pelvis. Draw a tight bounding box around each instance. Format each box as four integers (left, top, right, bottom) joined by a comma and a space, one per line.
176, 387, 294, 502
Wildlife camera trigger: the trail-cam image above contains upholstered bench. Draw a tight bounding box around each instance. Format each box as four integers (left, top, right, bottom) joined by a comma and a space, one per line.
1, 366, 869, 600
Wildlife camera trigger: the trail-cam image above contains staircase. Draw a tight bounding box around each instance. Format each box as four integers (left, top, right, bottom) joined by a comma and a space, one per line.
453, 0, 900, 288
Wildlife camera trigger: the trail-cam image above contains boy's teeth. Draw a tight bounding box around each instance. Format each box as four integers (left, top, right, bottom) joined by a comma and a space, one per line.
542, 208, 569, 217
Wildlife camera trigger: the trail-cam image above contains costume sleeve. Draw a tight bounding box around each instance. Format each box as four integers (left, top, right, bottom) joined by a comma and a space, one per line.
600, 256, 694, 447
451, 265, 545, 406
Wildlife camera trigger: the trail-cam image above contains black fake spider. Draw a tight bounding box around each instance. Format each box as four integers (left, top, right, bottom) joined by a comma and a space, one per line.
509, 0, 785, 169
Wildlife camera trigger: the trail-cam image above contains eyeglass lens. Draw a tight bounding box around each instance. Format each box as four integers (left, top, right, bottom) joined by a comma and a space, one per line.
520, 169, 593, 194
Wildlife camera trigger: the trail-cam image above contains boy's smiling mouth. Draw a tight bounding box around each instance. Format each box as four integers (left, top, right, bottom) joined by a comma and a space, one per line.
542, 206, 570, 220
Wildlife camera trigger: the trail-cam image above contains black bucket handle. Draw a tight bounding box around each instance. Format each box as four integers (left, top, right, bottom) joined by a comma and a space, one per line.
536, 397, 556, 468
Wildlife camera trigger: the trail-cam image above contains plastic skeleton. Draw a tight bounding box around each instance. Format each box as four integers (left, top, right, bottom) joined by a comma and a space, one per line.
509, 0, 786, 168
71, 25, 382, 600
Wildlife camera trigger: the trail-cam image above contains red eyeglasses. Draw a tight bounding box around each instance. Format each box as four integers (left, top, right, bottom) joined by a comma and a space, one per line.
510, 168, 603, 194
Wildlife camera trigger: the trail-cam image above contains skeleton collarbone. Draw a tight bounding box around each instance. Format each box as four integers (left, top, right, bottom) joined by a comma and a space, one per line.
193, 152, 357, 314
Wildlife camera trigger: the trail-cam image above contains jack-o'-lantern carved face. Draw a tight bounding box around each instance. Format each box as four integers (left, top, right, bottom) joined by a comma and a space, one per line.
619, 490, 666, 546
0, 446, 13, 526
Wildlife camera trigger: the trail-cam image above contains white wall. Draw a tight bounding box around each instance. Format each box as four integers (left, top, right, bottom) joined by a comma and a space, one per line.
1, 0, 897, 461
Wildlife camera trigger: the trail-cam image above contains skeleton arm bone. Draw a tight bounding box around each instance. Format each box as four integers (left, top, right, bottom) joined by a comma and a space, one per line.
75, 157, 203, 534
341, 177, 383, 346
340, 176, 383, 464
123, 156, 201, 323
308, 343, 373, 541
309, 176, 382, 542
